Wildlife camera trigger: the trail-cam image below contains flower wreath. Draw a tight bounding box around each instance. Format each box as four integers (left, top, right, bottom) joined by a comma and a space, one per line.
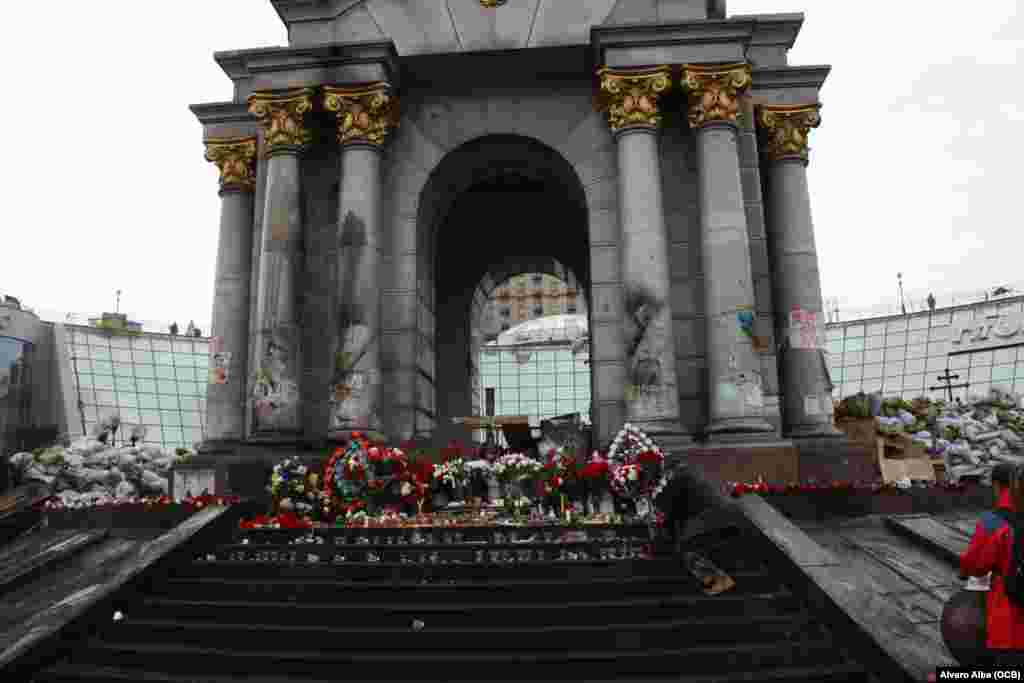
322, 435, 370, 505
607, 423, 667, 500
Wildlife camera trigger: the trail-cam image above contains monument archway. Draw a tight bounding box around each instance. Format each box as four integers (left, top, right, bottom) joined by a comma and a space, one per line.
409, 134, 598, 446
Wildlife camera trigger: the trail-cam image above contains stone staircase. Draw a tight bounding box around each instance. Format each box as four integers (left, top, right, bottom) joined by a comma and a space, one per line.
30, 521, 877, 682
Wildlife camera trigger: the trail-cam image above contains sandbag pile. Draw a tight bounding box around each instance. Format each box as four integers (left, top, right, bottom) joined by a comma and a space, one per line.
846, 388, 1024, 484
6, 439, 193, 509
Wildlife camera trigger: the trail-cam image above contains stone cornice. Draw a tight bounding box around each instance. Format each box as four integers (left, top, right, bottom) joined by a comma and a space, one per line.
214, 40, 400, 93
733, 13, 804, 51
750, 65, 831, 105
270, 0, 362, 26
752, 65, 831, 92
591, 14, 805, 69
592, 18, 754, 65
189, 102, 258, 141
189, 102, 252, 127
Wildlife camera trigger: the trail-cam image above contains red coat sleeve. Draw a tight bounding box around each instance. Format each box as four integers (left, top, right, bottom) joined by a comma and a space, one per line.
960, 512, 1006, 577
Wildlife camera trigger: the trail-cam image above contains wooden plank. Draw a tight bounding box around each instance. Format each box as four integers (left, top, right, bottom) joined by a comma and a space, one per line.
803, 563, 956, 677
805, 528, 918, 595
0, 530, 108, 594
0, 538, 139, 632
0, 531, 79, 575
878, 590, 944, 624
0, 506, 229, 670
735, 497, 838, 568
884, 516, 969, 566
840, 527, 959, 589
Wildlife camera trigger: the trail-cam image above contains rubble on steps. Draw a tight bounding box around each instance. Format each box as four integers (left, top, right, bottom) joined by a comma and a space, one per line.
6, 439, 194, 509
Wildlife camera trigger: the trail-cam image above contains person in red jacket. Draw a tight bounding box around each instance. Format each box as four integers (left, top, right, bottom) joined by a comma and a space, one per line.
960, 462, 1024, 664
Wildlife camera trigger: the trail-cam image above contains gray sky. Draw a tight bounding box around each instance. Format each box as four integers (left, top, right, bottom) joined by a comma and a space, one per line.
3, 1, 1022, 331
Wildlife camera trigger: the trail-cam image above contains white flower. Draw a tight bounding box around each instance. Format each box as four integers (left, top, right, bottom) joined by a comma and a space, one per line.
401, 482, 413, 496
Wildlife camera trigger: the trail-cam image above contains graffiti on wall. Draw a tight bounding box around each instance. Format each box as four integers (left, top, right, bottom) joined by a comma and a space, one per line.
623, 284, 677, 416
209, 352, 231, 386
329, 211, 380, 432
252, 333, 300, 430
716, 371, 765, 416
329, 318, 380, 432
788, 307, 822, 350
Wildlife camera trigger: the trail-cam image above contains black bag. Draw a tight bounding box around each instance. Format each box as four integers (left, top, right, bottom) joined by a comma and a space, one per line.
941, 588, 987, 664
993, 509, 1024, 609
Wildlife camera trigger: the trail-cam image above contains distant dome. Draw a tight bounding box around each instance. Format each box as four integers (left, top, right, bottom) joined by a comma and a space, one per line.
495, 314, 587, 346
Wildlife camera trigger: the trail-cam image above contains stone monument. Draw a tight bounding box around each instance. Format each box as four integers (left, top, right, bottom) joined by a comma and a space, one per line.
190, 0, 839, 495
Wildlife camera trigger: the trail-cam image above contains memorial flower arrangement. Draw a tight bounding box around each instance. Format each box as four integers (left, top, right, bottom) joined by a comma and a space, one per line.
40, 493, 240, 512
579, 454, 610, 485
540, 458, 566, 496
269, 458, 315, 515
239, 511, 312, 529
270, 458, 308, 499
607, 424, 666, 501
366, 445, 408, 478
726, 478, 969, 498
493, 453, 542, 482
433, 458, 467, 488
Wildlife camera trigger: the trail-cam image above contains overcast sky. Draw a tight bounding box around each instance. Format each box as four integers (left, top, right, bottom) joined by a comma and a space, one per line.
3, 1, 1022, 332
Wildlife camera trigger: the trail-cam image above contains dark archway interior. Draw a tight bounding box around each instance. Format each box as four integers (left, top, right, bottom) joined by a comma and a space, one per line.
419, 135, 590, 446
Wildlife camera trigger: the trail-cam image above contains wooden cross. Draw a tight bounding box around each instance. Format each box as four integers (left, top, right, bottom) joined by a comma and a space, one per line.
929, 366, 969, 403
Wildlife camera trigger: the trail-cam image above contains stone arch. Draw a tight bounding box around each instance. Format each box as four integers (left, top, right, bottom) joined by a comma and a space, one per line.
380, 90, 627, 446
379, 130, 622, 446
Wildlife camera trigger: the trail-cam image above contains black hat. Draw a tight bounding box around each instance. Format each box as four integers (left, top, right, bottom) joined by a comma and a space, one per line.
992, 463, 1016, 487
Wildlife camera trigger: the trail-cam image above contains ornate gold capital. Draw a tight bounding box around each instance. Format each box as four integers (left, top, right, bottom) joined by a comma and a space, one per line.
479, 0, 508, 6
681, 63, 752, 129
323, 83, 399, 147
204, 137, 257, 192
597, 66, 672, 133
757, 103, 822, 163
247, 88, 314, 154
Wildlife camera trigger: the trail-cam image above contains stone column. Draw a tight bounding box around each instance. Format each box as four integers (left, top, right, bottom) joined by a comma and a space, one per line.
202, 137, 256, 444
323, 83, 398, 441
246, 88, 313, 436
597, 67, 691, 447
758, 104, 839, 437
682, 63, 775, 440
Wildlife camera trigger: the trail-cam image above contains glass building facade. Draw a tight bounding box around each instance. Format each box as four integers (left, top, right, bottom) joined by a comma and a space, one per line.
0, 335, 34, 453
479, 344, 591, 426
478, 314, 592, 430
826, 296, 1024, 401
65, 325, 210, 449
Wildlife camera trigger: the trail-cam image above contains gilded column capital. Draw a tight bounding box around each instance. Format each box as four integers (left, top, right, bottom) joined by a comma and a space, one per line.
596, 66, 672, 133
478, 0, 508, 6
323, 83, 399, 147
681, 63, 752, 129
204, 137, 257, 193
757, 103, 822, 164
247, 88, 315, 155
